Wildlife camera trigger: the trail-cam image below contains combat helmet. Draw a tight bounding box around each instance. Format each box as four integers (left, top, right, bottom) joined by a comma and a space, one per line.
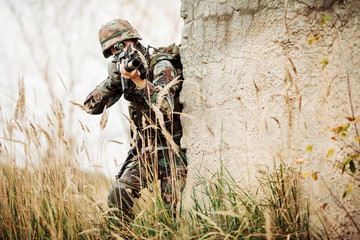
99, 18, 142, 58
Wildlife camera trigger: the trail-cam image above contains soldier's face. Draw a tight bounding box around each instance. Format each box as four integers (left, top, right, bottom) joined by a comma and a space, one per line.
110, 40, 135, 56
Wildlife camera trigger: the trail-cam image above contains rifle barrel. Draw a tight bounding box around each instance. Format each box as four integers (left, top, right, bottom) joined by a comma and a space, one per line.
125, 59, 141, 72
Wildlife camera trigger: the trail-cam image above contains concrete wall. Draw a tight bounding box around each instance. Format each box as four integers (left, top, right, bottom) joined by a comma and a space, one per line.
180, 0, 360, 237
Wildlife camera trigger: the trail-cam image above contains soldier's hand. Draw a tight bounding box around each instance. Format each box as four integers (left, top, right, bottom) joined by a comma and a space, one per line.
120, 61, 147, 88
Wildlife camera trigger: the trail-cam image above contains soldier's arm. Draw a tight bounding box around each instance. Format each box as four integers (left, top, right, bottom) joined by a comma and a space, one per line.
139, 60, 179, 113
83, 63, 123, 114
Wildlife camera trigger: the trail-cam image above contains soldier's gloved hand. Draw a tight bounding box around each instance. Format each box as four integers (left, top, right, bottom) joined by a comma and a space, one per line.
108, 62, 122, 81
102, 62, 123, 91
111, 68, 122, 81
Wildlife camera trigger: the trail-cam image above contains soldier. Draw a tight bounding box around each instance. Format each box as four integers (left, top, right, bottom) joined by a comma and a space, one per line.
83, 18, 187, 219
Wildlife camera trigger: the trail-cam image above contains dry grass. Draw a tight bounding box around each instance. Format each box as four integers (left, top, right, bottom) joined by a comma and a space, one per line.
0, 79, 111, 239
0, 79, 329, 239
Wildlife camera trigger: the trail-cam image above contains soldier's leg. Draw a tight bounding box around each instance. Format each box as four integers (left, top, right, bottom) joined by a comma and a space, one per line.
158, 149, 187, 213
107, 162, 143, 219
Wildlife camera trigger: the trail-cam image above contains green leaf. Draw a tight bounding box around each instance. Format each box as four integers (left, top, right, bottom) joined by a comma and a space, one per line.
320, 15, 331, 26
308, 36, 315, 45
308, 35, 321, 45
343, 123, 351, 131
341, 163, 346, 174
326, 149, 335, 158
306, 145, 313, 153
340, 158, 352, 174
333, 123, 350, 135
319, 57, 329, 70
343, 183, 354, 198
349, 160, 356, 173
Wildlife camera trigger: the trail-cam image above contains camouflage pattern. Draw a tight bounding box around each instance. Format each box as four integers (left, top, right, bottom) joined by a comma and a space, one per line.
83, 62, 124, 114
84, 35, 186, 218
149, 44, 183, 79
142, 59, 181, 114
107, 146, 187, 216
83, 51, 183, 140
98, 18, 142, 58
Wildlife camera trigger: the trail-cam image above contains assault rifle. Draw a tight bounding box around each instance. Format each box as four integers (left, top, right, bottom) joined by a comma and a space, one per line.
112, 43, 147, 91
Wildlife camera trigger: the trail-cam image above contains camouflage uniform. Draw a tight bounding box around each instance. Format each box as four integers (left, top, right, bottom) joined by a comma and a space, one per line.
84, 19, 187, 218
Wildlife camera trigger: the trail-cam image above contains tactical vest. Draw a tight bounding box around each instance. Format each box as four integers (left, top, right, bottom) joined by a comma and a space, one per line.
127, 44, 183, 146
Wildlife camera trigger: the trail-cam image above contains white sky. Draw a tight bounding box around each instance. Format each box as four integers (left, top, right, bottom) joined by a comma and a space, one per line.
0, 0, 183, 177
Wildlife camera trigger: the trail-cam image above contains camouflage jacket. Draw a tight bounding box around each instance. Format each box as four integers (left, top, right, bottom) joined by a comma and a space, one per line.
84, 44, 183, 147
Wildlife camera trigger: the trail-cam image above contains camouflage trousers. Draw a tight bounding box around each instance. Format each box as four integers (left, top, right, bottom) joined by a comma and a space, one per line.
107, 146, 187, 218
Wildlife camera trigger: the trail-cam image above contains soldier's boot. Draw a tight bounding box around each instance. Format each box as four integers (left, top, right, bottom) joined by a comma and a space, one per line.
107, 180, 136, 221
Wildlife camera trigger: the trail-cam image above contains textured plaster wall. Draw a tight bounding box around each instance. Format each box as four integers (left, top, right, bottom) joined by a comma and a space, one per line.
180, 0, 360, 237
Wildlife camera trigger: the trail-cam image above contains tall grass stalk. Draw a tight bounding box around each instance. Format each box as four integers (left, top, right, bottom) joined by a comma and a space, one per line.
0, 81, 328, 239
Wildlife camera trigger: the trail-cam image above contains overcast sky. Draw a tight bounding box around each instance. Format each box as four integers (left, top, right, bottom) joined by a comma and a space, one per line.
0, 0, 183, 177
